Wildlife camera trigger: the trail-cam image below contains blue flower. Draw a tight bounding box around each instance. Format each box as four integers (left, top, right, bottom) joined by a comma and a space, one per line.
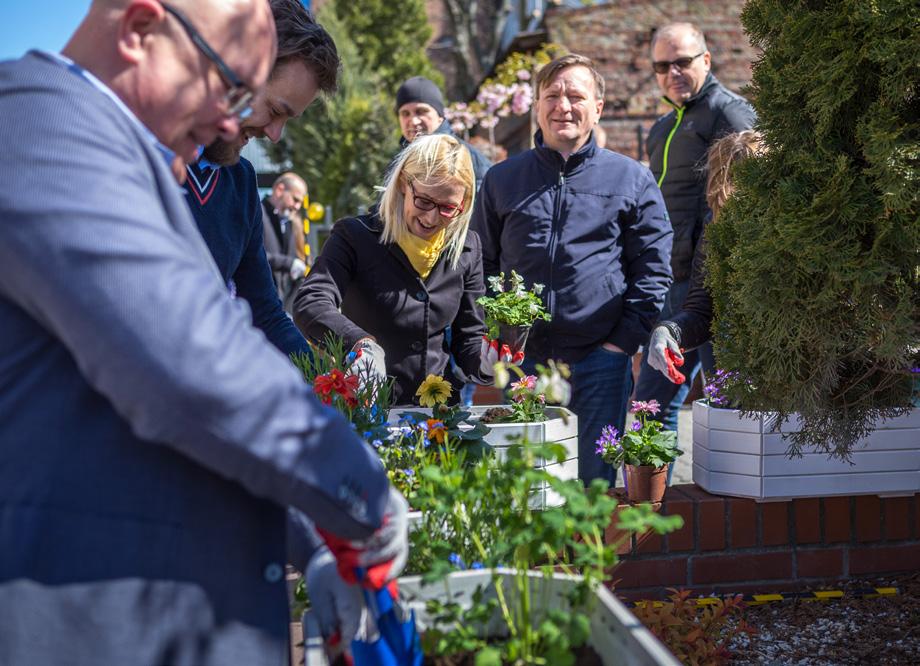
448, 553, 466, 569
402, 468, 415, 477
471, 561, 484, 570
371, 439, 383, 448
363, 430, 373, 439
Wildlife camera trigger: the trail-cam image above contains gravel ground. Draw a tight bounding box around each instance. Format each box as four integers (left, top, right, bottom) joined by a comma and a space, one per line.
728, 573, 920, 664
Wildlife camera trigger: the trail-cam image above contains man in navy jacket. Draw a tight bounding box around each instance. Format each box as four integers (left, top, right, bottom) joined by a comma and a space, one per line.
472, 54, 673, 485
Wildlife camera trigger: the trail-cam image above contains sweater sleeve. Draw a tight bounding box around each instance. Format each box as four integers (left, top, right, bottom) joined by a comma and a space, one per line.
235, 188, 312, 359
293, 219, 372, 349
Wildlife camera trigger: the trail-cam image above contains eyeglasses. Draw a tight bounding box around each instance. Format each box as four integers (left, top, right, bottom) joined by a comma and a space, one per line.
409, 183, 465, 219
161, 2, 254, 119
652, 52, 705, 75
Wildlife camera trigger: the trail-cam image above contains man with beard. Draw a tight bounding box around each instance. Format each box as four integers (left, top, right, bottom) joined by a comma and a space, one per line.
184, 0, 337, 358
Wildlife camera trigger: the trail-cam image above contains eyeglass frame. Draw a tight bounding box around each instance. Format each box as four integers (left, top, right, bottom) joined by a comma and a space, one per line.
652, 52, 706, 75
160, 2, 254, 119
408, 182, 465, 219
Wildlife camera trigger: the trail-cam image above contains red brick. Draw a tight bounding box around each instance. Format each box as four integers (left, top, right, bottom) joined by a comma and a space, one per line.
728, 498, 758, 549
794, 498, 821, 544
692, 552, 793, 585
849, 544, 920, 576
883, 497, 912, 541
824, 497, 851, 543
664, 491, 695, 552
854, 495, 882, 543
608, 557, 688, 590
604, 504, 636, 556
677, 486, 726, 551
761, 501, 789, 546
634, 530, 664, 554
797, 548, 845, 578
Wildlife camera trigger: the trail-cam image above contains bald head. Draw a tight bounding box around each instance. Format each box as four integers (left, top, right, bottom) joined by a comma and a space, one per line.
64, 0, 277, 162
270, 172, 307, 215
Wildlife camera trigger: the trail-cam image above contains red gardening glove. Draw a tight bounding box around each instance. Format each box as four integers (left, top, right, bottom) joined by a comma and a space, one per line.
664, 347, 686, 385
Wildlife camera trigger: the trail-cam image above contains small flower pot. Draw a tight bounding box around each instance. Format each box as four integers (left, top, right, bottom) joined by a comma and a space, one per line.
625, 464, 668, 503
498, 323, 530, 357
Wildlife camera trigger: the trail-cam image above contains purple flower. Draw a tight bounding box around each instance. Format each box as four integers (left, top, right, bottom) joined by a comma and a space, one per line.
911, 367, 920, 374
631, 421, 643, 432
595, 425, 620, 455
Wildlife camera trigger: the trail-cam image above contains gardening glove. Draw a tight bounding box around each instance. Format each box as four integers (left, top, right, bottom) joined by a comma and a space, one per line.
347, 338, 387, 390
289, 258, 307, 280
647, 325, 686, 385
306, 546, 366, 646
480, 335, 524, 376
317, 486, 409, 591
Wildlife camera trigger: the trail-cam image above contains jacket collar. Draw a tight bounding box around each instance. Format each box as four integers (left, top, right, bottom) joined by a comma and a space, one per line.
532, 128, 598, 173
662, 72, 719, 111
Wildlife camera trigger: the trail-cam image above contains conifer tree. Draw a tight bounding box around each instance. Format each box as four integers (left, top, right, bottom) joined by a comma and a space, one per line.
706, 0, 919, 458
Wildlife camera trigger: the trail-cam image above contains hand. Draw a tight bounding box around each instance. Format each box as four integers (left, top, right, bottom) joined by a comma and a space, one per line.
480, 335, 524, 375
289, 258, 307, 280
647, 325, 686, 384
317, 487, 409, 591
306, 546, 366, 645
347, 338, 387, 390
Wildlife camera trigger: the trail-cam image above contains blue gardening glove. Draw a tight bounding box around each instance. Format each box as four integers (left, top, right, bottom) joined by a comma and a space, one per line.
480, 335, 523, 375
306, 546, 366, 645
347, 338, 387, 390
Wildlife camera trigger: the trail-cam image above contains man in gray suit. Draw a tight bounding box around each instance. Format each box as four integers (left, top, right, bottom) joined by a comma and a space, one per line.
262, 171, 310, 311
0, 1, 404, 664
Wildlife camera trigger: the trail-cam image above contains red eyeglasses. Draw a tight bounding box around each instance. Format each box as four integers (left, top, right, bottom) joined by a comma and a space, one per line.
409, 182, 465, 219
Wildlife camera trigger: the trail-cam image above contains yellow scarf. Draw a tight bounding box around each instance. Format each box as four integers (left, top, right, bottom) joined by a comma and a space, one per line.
397, 229, 446, 279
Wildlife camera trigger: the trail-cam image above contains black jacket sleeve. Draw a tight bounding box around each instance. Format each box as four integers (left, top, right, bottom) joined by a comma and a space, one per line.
449, 231, 490, 385
665, 228, 714, 350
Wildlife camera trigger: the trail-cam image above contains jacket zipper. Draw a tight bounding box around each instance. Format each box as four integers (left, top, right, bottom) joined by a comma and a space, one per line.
657, 105, 684, 188
547, 166, 565, 356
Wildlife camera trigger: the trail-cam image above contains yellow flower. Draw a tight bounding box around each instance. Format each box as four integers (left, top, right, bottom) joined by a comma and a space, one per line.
416, 374, 452, 407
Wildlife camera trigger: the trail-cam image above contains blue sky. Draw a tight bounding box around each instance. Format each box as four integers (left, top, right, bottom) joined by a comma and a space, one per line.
0, 2, 91, 61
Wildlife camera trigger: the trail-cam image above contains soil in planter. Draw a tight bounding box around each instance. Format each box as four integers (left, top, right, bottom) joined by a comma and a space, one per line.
423, 643, 603, 665
479, 406, 514, 424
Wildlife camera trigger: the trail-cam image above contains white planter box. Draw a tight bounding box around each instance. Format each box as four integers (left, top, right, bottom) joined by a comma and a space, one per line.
692, 400, 920, 501
391, 405, 578, 509
301, 569, 678, 666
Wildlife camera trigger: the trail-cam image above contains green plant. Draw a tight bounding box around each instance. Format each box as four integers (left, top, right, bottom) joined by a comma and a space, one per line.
291, 333, 393, 440
409, 439, 684, 664
477, 271, 551, 339
595, 400, 682, 468
706, 0, 919, 459
631, 588, 757, 665
487, 360, 572, 424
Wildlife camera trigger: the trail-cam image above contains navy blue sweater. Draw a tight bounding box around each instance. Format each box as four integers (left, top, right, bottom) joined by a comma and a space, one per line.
184, 158, 310, 359
471, 131, 673, 362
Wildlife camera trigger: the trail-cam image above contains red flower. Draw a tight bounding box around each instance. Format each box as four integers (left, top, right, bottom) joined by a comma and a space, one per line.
314, 369, 359, 408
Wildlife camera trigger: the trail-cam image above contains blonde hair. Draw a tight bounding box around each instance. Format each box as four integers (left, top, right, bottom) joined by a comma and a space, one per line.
378, 134, 475, 269
706, 130, 762, 221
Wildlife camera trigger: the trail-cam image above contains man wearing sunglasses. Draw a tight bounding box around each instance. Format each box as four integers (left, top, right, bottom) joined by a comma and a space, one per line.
0, 1, 404, 664
635, 22, 757, 439
183, 0, 338, 360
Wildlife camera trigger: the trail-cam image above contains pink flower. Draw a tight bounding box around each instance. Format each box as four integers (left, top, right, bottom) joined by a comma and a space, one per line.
511, 375, 537, 393
631, 399, 661, 416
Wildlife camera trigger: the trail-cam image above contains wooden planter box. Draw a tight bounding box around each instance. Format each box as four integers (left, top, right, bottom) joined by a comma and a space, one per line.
301, 569, 678, 666
692, 400, 920, 501
392, 405, 578, 509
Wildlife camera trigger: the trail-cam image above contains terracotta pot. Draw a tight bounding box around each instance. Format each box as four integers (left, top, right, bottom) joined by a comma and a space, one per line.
625, 464, 668, 503
497, 323, 530, 357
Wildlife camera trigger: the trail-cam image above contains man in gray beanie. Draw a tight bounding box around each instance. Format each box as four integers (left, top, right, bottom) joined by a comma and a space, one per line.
395, 76, 491, 190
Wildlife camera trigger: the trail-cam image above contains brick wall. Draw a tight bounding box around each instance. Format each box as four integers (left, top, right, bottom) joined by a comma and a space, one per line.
606, 485, 920, 601
544, 0, 756, 160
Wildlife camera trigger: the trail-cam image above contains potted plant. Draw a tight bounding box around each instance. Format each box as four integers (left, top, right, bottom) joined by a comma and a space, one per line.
596, 400, 682, 503
476, 270, 550, 359
692, 369, 920, 501
302, 439, 684, 665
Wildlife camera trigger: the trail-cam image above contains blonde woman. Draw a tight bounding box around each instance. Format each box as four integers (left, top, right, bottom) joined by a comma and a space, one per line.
647, 130, 763, 382
294, 133, 491, 404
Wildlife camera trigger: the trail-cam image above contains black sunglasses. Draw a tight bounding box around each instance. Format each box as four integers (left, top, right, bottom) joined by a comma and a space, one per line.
652, 52, 705, 75
161, 2, 254, 119
409, 182, 464, 219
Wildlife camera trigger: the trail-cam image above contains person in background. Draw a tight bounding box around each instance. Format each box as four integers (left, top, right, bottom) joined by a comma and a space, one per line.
294, 133, 493, 405
185, 0, 335, 359
0, 0, 406, 664
471, 54, 672, 486
647, 130, 763, 382
634, 21, 757, 435
261, 171, 309, 313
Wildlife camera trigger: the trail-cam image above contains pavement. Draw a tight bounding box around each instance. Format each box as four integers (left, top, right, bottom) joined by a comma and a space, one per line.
613, 406, 693, 488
